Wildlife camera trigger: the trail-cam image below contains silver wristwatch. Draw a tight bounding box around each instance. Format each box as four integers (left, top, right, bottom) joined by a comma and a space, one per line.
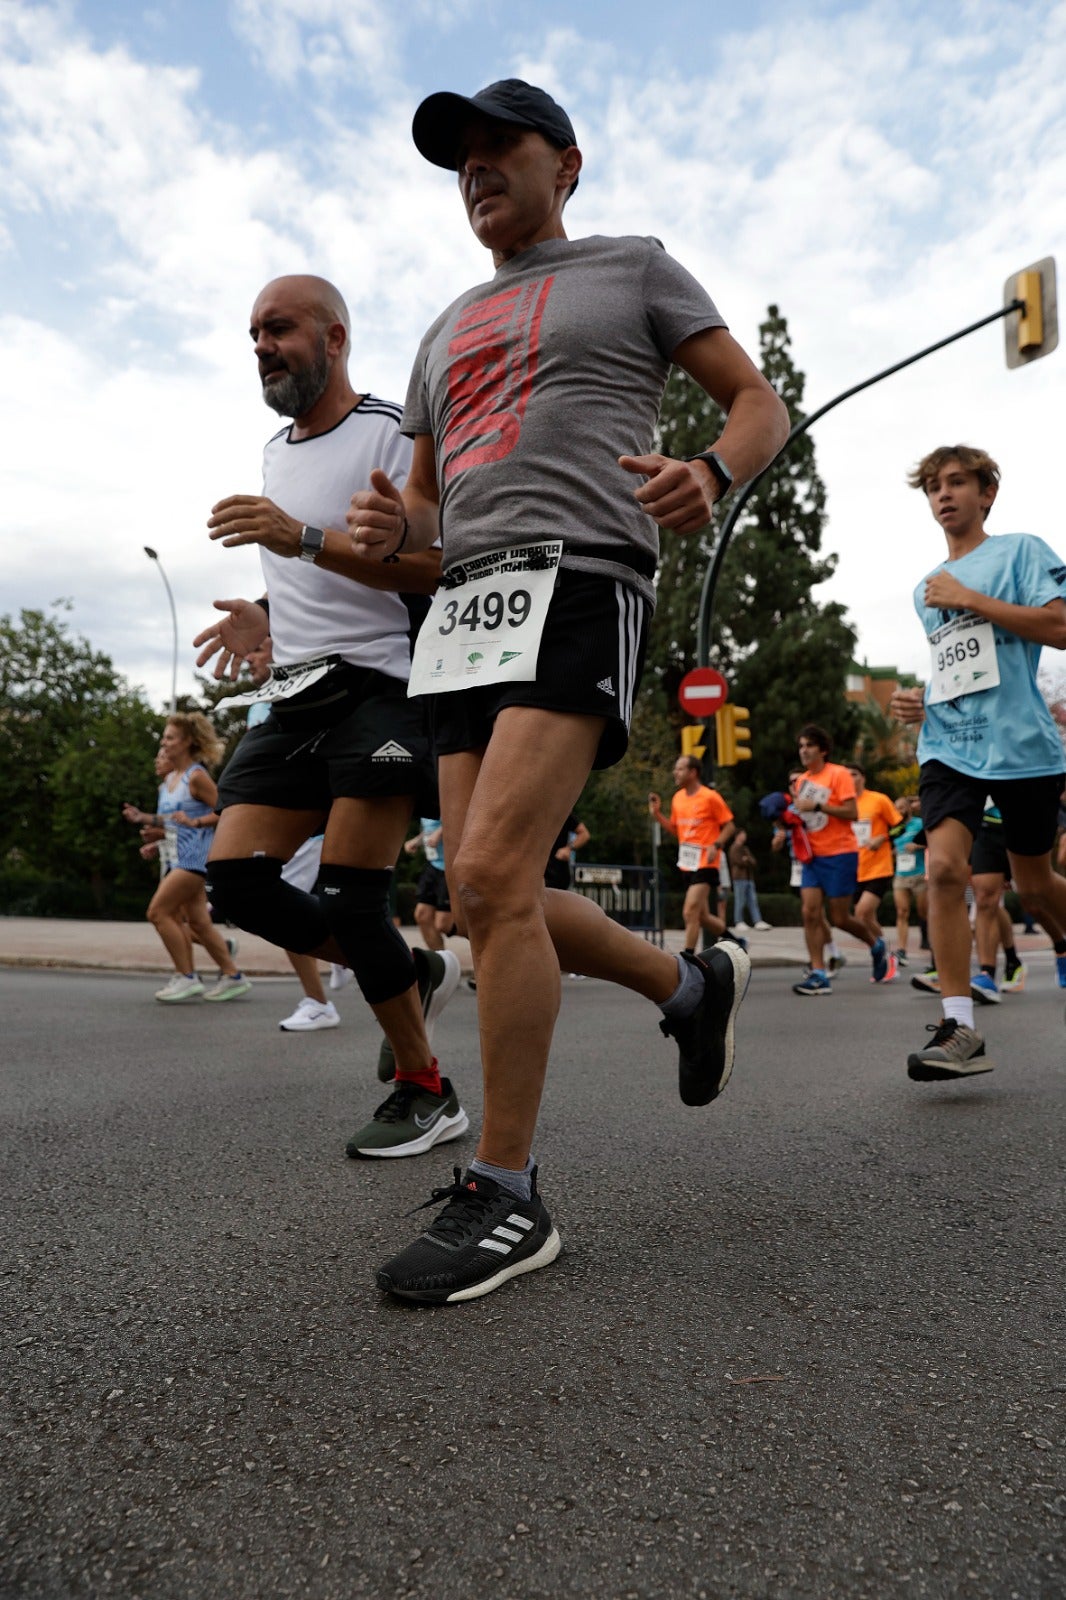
299, 525, 325, 563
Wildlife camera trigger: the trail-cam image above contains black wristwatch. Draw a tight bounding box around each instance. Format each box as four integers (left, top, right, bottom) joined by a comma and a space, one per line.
686, 450, 734, 498
299, 525, 325, 563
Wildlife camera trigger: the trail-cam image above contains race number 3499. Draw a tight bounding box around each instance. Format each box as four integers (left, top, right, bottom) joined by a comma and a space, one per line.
438, 588, 533, 637
408, 540, 563, 697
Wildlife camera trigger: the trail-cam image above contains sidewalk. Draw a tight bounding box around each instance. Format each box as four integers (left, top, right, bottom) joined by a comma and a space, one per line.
0, 914, 815, 976
0, 915, 1050, 978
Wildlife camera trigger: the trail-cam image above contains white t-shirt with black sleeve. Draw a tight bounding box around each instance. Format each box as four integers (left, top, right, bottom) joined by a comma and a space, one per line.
259, 398, 413, 681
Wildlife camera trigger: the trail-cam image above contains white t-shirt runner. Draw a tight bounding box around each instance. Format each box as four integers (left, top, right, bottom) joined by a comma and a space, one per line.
259, 400, 413, 682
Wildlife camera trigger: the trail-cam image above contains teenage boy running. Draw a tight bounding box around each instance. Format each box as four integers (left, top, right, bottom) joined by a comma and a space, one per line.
891, 444, 1066, 1079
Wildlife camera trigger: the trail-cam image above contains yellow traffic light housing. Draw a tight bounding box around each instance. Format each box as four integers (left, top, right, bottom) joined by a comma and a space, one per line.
1004, 257, 1058, 368
715, 705, 752, 767
680, 724, 706, 760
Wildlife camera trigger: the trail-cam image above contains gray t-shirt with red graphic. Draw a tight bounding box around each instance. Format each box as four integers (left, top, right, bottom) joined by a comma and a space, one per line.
401, 234, 725, 606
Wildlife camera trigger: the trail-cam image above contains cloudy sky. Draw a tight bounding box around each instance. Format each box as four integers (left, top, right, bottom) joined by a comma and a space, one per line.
2, 0, 1064, 712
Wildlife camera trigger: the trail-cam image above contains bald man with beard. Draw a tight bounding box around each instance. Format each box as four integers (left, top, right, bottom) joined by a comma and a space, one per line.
193, 275, 468, 1160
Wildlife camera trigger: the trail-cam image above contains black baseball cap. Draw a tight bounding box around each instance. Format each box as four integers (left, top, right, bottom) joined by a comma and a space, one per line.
412, 79, 578, 182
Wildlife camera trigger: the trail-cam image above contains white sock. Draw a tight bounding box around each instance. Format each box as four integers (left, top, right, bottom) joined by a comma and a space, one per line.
942, 996, 975, 1030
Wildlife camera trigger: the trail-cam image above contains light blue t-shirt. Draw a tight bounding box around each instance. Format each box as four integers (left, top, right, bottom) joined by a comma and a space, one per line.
915, 532, 1066, 780
419, 818, 445, 871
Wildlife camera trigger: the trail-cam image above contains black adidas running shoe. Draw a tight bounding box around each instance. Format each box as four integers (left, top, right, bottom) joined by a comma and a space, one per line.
376, 1166, 560, 1304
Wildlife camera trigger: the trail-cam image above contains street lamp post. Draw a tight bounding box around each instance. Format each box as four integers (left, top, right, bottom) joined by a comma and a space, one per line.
143, 546, 178, 713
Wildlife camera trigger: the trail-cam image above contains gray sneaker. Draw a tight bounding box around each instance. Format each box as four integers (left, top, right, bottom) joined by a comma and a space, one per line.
376, 948, 461, 1082
203, 973, 252, 1002
155, 973, 204, 1003
907, 1018, 994, 1080
346, 1078, 469, 1159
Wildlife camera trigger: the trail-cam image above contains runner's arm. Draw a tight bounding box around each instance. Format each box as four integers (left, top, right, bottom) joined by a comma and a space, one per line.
618, 330, 790, 535
922, 576, 1066, 648
208, 494, 440, 594
348, 436, 441, 560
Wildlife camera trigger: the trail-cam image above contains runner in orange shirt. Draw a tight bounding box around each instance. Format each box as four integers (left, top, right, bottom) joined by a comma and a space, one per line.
844, 762, 903, 948
649, 755, 735, 953
790, 725, 897, 995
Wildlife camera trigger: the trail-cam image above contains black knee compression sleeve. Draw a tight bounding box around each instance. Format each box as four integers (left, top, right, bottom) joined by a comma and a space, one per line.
205, 856, 330, 955
316, 865, 416, 1005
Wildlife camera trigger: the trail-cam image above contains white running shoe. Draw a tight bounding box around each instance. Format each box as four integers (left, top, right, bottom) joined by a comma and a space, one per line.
424, 949, 462, 1040
753, 920, 772, 932
732, 920, 752, 933
155, 973, 204, 1003
329, 964, 354, 991
279, 997, 341, 1032
203, 974, 252, 1002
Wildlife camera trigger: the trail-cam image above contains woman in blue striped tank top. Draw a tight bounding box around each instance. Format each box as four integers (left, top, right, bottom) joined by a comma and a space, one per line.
123, 713, 252, 1003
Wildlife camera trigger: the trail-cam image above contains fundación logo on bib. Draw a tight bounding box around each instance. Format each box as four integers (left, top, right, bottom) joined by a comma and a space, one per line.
371, 741, 413, 763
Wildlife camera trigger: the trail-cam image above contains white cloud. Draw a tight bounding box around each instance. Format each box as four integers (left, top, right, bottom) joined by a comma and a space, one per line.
228, 0, 398, 90
1, 0, 1064, 712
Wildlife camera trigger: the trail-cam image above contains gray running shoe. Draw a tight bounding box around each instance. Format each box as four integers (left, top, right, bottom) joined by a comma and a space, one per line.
910, 968, 940, 994
346, 1078, 469, 1159
155, 973, 204, 1003
376, 948, 461, 1082
907, 1019, 993, 1080
203, 973, 252, 1002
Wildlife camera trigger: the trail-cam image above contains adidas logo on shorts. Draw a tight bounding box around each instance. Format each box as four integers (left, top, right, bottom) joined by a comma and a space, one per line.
371, 741, 413, 762
597, 676, 615, 697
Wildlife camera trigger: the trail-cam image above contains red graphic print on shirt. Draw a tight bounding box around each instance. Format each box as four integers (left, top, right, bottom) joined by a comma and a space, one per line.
443, 276, 554, 482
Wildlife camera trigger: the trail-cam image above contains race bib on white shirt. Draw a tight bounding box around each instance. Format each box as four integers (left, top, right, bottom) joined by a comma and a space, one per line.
926, 613, 1000, 705
408, 541, 562, 697
225, 653, 340, 708
794, 778, 830, 832
677, 843, 703, 872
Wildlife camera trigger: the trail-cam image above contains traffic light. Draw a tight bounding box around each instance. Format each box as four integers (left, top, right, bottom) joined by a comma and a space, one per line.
715, 704, 752, 766
680, 724, 706, 760
1003, 256, 1058, 368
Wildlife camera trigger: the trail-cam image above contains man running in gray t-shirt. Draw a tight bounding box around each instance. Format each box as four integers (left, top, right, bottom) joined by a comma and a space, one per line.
349, 79, 789, 1304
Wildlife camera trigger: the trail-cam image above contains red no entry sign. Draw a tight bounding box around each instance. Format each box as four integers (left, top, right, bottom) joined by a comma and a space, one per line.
678, 667, 729, 717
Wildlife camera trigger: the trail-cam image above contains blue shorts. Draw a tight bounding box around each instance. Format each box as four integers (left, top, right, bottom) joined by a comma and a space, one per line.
801, 852, 858, 899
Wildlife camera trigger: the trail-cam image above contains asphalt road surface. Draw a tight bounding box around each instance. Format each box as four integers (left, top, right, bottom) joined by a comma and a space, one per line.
3, 961, 1063, 1599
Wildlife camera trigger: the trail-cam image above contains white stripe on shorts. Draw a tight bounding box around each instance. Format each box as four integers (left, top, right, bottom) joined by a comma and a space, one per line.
614, 582, 641, 728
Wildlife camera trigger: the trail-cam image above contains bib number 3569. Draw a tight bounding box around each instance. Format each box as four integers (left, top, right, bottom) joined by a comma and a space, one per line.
408, 540, 562, 697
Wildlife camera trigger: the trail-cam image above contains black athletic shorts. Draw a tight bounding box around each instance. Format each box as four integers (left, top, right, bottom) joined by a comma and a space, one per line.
218, 664, 438, 815
428, 568, 650, 771
856, 874, 893, 901
919, 759, 1064, 857
970, 821, 1010, 879
681, 867, 720, 891
415, 862, 451, 912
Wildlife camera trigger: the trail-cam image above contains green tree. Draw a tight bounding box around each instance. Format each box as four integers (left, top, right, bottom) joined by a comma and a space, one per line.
48, 694, 165, 911
641, 307, 859, 821
0, 606, 162, 909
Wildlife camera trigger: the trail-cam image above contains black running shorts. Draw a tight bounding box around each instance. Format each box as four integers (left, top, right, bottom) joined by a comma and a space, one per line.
218, 666, 438, 815
919, 759, 1064, 857
415, 862, 451, 912
428, 568, 650, 771
681, 867, 720, 891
